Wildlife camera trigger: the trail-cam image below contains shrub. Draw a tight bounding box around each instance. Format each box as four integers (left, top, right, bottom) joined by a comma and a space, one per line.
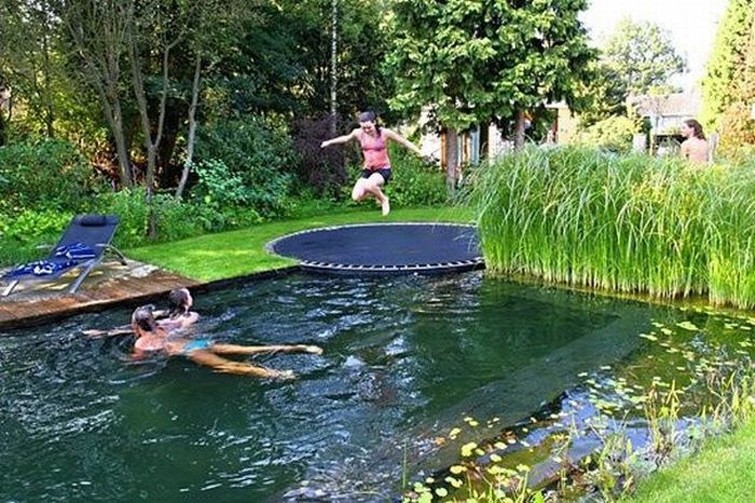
573, 115, 641, 153
91, 188, 262, 250
290, 115, 351, 199
0, 138, 105, 214
0, 208, 74, 265
192, 159, 255, 209
195, 116, 296, 218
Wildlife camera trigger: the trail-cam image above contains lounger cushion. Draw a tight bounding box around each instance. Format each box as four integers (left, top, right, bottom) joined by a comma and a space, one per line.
78, 215, 109, 226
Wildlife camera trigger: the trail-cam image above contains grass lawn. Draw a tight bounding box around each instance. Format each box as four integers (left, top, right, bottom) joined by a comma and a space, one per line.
629, 418, 755, 502
125, 206, 474, 282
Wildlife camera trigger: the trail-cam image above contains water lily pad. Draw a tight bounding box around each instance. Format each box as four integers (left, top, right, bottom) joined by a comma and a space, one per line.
676, 321, 699, 331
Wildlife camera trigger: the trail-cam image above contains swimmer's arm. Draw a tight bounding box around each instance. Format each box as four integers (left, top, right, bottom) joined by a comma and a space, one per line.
82, 326, 132, 338
82, 310, 168, 338
157, 311, 199, 332
129, 348, 150, 361
321, 129, 358, 148
383, 128, 423, 156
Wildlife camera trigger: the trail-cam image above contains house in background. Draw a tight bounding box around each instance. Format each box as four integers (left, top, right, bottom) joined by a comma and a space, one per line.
417, 102, 579, 174
630, 91, 702, 153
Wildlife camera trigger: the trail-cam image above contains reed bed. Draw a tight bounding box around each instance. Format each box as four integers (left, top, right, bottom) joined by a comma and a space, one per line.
466, 146, 755, 309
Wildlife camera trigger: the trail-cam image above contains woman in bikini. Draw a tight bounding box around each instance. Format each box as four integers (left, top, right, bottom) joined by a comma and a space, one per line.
130, 304, 323, 379
82, 287, 198, 338
320, 110, 424, 216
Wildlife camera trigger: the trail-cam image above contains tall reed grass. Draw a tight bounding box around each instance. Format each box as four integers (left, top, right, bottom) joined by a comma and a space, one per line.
466, 147, 755, 309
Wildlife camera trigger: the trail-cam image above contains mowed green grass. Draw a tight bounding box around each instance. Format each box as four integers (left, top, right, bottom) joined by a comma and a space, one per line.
125, 206, 474, 281
629, 418, 755, 502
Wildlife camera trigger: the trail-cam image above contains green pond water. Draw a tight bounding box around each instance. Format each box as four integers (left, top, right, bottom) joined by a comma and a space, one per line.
1, 272, 751, 502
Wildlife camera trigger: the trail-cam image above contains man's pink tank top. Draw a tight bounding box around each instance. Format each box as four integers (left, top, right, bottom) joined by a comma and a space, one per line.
358, 130, 390, 170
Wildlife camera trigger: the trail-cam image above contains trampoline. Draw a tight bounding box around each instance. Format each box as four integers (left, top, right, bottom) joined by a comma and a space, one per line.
268, 223, 484, 274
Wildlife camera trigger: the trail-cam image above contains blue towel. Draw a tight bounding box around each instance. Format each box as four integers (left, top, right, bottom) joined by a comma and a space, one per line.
5, 259, 79, 278
53, 242, 97, 260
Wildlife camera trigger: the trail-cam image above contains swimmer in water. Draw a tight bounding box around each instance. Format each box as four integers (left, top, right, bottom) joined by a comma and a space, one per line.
82, 287, 197, 338
130, 304, 322, 379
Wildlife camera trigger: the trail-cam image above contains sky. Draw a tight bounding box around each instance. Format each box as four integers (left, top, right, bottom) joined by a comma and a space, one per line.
579, 0, 730, 91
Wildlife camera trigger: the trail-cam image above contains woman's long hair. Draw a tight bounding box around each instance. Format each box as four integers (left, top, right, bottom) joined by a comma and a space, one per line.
168, 288, 191, 318
684, 119, 706, 140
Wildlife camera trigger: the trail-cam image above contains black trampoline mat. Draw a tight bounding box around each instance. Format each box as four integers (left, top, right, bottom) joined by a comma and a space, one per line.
268, 223, 484, 273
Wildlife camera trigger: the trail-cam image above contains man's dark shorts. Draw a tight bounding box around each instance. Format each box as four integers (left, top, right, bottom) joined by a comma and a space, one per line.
361, 167, 392, 184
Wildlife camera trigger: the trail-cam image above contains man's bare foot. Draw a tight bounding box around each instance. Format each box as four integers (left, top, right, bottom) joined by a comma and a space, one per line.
381, 197, 390, 216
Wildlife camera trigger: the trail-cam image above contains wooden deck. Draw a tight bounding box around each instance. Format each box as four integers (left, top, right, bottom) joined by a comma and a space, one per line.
0, 260, 200, 329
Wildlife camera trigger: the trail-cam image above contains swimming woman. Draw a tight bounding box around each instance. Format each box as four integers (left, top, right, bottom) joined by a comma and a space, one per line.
130, 305, 323, 379
82, 287, 198, 337
159, 287, 199, 331
320, 110, 424, 216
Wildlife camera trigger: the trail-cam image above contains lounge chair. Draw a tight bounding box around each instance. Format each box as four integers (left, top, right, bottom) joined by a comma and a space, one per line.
1, 214, 126, 296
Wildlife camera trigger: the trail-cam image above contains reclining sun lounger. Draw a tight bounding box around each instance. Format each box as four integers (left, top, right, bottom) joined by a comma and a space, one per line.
1, 214, 126, 296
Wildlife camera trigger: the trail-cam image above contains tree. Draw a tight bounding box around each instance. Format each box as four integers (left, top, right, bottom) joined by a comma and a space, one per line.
572, 61, 628, 128
0, 80, 8, 146
59, 0, 134, 187
601, 18, 686, 98
0, 0, 75, 140
176, 0, 253, 198
221, 0, 393, 120
386, 0, 595, 186
701, 0, 755, 150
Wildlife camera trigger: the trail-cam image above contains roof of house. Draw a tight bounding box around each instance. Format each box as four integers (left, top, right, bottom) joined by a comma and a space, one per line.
630, 92, 701, 118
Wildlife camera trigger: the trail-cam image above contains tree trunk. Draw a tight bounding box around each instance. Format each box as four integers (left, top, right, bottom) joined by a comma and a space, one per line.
176, 55, 202, 199
329, 0, 338, 134
514, 110, 526, 149
41, 32, 55, 138
62, 0, 133, 187
0, 110, 6, 147
444, 128, 459, 194
104, 97, 132, 187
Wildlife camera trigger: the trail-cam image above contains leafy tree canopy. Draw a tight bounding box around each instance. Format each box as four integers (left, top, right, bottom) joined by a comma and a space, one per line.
601, 18, 686, 98
385, 0, 595, 134
701, 0, 755, 150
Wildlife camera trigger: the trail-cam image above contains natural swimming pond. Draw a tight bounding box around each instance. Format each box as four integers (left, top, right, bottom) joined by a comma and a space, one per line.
1, 272, 753, 501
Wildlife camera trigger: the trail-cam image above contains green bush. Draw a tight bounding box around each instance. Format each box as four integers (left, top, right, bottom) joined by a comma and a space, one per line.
573, 115, 641, 153
0, 138, 105, 214
92, 188, 262, 250
0, 208, 75, 265
195, 116, 296, 218
388, 146, 448, 207
192, 159, 255, 208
